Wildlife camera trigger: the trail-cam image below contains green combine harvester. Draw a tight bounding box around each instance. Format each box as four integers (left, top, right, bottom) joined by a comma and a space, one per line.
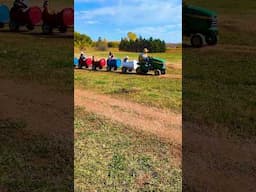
136, 57, 166, 76
183, 3, 218, 48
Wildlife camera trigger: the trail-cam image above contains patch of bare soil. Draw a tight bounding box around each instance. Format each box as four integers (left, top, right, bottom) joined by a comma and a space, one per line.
183, 121, 256, 192
0, 79, 73, 136
75, 89, 182, 145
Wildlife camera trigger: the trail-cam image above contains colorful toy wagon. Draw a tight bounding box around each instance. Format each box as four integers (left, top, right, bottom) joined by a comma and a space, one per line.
121, 60, 138, 73
106, 58, 121, 71
0, 5, 9, 28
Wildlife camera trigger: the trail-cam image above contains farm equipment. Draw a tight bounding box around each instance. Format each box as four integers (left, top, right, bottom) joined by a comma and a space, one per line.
42, 1, 74, 34
9, 6, 42, 31
106, 58, 121, 71
0, 5, 9, 28
121, 60, 138, 73
92, 58, 106, 70
78, 57, 92, 69
136, 57, 166, 76
183, 3, 218, 48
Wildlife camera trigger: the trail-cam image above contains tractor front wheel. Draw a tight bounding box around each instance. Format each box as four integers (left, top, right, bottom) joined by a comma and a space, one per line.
154, 69, 161, 76
161, 69, 166, 75
122, 67, 127, 73
42, 23, 52, 34
106, 66, 111, 71
26, 24, 34, 31
59, 26, 67, 33
191, 34, 203, 48
205, 34, 218, 45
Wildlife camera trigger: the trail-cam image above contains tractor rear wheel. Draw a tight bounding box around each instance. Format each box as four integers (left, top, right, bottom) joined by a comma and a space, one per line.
191, 34, 203, 48
154, 69, 161, 76
206, 34, 218, 45
122, 67, 127, 73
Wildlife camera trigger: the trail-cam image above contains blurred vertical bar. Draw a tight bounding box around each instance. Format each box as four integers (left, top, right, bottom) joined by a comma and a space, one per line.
183, 0, 256, 191
0, 0, 74, 191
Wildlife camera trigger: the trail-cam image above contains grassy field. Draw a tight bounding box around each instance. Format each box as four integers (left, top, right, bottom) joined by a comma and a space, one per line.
0, 119, 73, 191
75, 48, 182, 112
75, 107, 181, 191
0, 30, 73, 90
183, 1, 256, 191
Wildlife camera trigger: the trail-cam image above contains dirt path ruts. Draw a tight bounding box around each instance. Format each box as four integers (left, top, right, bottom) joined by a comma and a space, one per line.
75, 89, 182, 145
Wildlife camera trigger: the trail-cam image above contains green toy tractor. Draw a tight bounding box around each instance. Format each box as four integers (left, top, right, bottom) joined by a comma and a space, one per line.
136, 57, 166, 76
183, 3, 218, 48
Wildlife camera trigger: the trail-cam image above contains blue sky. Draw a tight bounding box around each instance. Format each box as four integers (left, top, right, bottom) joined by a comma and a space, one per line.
75, 0, 182, 43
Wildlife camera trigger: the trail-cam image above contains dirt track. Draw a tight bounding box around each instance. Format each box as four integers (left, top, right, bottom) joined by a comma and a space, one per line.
75, 88, 182, 145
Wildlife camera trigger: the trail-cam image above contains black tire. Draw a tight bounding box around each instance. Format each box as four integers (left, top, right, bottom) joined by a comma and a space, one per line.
0, 23, 4, 28
161, 69, 166, 75
78, 62, 82, 69
92, 64, 97, 71
106, 65, 111, 71
9, 20, 19, 32
191, 34, 203, 48
26, 24, 34, 31
136, 67, 141, 74
114, 66, 118, 71
154, 69, 161, 76
122, 67, 127, 73
99, 66, 103, 70
42, 23, 52, 34
205, 34, 218, 45
59, 26, 67, 33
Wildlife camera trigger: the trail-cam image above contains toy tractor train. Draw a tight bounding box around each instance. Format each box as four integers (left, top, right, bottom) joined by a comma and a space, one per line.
75, 56, 166, 76
183, 3, 218, 48
0, 3, 73, 33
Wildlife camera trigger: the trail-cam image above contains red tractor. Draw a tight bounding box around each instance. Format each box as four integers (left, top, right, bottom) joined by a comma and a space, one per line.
78, 57, 92, 69
92, 56, 106, 71
9, 5, 42, 31
42, 1, 74, 34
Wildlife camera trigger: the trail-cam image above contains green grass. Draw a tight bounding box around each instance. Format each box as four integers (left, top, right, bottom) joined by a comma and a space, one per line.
183, 0, 256, 137
0, 31, 73, 91
75, 107, 181, 191
0, 119, 73, 191
75, 70, 181, 112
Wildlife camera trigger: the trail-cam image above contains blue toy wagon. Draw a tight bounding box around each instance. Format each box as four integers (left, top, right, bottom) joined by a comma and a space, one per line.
0, 5, 10, 28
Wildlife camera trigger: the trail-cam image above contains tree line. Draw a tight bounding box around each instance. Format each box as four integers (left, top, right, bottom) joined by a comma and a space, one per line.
74, 31, 166, 52
119, 36, 166, 53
